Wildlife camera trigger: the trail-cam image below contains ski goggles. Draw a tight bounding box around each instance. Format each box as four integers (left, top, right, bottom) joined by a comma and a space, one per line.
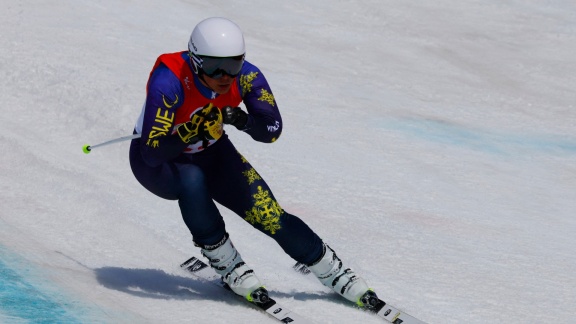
195, 54, 245, 79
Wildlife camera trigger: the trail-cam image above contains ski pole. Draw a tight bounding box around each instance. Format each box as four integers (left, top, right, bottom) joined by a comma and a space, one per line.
82, 133, 141, 154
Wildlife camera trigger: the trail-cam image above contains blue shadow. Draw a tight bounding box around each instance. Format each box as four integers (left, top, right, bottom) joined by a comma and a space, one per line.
378, 117, 576, 155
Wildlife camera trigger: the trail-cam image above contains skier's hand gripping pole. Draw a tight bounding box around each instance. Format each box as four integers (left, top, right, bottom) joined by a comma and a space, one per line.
177, 103, 224, 147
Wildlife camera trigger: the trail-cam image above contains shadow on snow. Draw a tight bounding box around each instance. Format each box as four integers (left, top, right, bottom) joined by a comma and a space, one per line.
93, 266, 336, 304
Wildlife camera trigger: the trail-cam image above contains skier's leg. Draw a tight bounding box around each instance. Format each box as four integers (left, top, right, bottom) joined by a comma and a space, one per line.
130, 141, 265, 299
200, 140, 377, 305
201, 140, 324, 265
130, 141, 225, 245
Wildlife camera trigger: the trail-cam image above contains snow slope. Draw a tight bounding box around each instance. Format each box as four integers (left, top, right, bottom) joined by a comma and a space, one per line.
1, 0, 575, 323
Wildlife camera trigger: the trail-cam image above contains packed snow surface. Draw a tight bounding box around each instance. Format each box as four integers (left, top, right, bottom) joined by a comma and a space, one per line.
1, 0, 575, 323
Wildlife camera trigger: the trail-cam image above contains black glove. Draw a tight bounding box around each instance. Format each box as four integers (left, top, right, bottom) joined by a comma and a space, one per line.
222, 106, 248, 130
177, 103, 223, 144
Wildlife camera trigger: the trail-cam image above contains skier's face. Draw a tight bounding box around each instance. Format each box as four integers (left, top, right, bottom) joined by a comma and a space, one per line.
201, 74, 234, 95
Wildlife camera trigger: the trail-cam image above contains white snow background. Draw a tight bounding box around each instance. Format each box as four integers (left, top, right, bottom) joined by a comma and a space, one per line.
1, 0, 575, 323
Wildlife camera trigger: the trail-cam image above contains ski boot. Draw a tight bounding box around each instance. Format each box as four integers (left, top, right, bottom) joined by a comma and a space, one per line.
200, 234, 267, 302
308, 244, 379, 308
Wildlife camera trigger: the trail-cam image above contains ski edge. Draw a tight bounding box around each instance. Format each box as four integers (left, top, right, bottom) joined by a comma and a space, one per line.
293, 262, 427, 324
180, 257, 314, 324
373, 300, 427, 324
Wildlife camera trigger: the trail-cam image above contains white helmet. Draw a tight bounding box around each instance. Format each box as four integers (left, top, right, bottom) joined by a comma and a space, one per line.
188, 17, 245, 58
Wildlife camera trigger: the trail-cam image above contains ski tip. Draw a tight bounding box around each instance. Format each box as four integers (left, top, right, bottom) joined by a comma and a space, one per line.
293, 262, 311, 275
180, 256, 199, 268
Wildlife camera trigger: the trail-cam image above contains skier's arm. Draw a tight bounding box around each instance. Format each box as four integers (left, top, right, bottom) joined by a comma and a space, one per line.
138, 65, 189, 167
237, 64, 282, 143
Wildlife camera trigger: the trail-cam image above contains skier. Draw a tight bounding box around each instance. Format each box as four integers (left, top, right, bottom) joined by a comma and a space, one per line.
129, 17, 379, 307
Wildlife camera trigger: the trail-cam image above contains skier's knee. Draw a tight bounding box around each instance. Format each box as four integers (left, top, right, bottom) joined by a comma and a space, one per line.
178, 165, 208, 194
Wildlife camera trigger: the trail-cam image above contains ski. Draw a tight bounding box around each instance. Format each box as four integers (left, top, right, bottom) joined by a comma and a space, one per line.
181, 257, 313, 323
293, 262, 426, 324
369, 299, 426, 324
